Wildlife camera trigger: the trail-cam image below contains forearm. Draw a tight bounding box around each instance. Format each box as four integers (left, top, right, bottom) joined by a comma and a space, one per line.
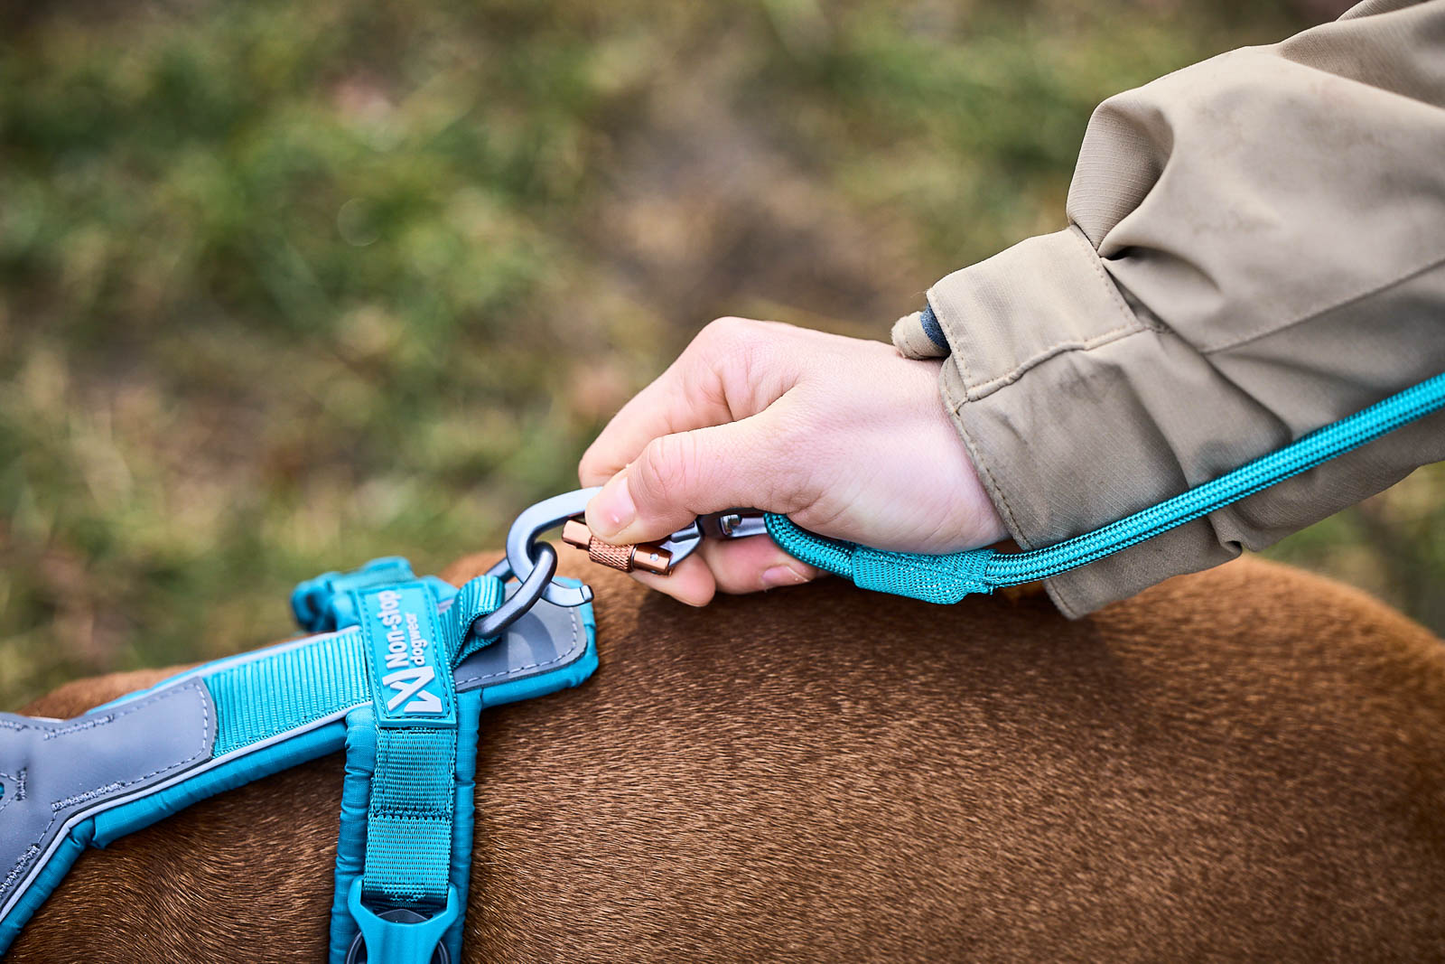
897, 0, 1445, 616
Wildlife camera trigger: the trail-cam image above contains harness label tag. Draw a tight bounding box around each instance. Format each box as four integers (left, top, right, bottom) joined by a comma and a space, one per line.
354, 581, 457, 728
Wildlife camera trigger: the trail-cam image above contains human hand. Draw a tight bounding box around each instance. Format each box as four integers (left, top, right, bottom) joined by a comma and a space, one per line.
577, 318, 1007, 605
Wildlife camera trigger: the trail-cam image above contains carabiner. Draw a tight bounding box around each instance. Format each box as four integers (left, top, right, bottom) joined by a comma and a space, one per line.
559, 507, 769, 575
490, 488, 773, 607
486, 488, 601, 608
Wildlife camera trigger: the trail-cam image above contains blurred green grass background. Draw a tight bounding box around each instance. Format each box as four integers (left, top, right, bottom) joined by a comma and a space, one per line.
1, 0, 1439, 708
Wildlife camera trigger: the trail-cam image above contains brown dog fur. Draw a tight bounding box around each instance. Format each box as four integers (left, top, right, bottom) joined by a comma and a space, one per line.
7, 554, 1445, 962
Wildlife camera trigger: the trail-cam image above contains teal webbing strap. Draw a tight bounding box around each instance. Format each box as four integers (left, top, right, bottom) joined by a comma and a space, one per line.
363, 727, 458, 906
448, 576, 508, 665
352, 581, 459, 909
333, 574, 503, 964
348, 576, 508, 912
207, 631, 372, 757
767, 371, 1445, 603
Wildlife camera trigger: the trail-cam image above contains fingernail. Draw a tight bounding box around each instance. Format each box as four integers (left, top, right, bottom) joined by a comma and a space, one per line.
589, 477, 635, 538
761, 564, 808, 589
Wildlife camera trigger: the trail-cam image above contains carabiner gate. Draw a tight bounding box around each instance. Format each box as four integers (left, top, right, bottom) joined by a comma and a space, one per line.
489, 489, 770, 608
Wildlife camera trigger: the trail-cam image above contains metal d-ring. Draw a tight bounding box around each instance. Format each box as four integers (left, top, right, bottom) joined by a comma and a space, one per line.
494, 487, 600, 608
471, 542, 559, 640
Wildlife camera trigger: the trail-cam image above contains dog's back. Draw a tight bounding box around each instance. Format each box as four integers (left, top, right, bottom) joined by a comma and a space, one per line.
10, 555, 1445, 962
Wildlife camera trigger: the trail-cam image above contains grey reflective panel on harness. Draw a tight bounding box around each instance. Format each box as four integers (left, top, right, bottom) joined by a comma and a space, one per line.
0, 680, 217, 914
0, 558, 599, 963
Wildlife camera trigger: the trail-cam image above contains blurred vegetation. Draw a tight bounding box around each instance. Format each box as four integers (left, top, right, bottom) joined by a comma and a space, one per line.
0, 0, 1438, 708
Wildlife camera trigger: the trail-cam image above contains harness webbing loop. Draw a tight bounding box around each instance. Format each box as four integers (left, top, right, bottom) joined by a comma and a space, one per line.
363, 728, 459, 908
334, 574, 506, 964
767, 371, 1445, 603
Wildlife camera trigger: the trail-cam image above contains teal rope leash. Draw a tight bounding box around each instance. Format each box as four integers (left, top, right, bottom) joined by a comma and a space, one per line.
766, 371, 1445, 604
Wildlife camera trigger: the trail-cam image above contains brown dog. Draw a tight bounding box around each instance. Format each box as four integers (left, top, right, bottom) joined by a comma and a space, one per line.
7, 553, 1445, 962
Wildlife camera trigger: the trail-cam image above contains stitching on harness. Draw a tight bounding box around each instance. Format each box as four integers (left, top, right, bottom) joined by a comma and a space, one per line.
0, 769, 23, 819
0, 680, 214, 904
47, 681, 212, 810
0, 845, 40, 904
453, 604, 584, 688
40, 681, 202, 741
40, 714, 116, 740
371, 806, 450, 819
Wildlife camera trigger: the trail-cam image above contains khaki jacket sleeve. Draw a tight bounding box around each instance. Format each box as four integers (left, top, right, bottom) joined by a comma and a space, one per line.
896, 0, 1445, 617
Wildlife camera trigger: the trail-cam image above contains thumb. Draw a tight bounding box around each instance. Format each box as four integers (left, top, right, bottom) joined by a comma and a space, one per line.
584, 414, 801, 547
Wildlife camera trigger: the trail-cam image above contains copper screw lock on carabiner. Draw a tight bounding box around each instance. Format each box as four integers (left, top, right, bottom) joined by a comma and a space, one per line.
561, 519, 673, 574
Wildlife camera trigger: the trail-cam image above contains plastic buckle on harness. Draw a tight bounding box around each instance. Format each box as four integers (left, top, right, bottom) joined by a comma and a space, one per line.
345, 880, 459, 964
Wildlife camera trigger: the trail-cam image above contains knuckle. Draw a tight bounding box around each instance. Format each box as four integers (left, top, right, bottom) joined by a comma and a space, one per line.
699, 316, 752, 347
697, 317, 767, 364
636, 433, 697, 504
700, 317, 773, 398
577, 449, 609, 485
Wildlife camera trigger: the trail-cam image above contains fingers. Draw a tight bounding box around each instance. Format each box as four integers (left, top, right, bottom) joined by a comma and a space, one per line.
573, 318, 842, 607
626, 554, 716, 607
584, 410, 807, 547
578, 318, 800, 486
697, 535, 821, 594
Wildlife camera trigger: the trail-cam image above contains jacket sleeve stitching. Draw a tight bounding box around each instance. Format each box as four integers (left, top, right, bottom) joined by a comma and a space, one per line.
942, 368, 1031, 555
961, 226, 1145, 400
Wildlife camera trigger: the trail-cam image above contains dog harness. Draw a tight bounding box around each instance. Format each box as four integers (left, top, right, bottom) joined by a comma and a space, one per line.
0, 371, 1441, 961
0, 553, 598, 964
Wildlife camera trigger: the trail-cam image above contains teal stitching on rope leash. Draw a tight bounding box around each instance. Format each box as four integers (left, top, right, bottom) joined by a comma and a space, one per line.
765, 372, 1445, 604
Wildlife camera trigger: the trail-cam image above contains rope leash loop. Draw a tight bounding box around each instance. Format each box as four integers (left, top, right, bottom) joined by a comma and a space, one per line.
765, 371, 1445, 603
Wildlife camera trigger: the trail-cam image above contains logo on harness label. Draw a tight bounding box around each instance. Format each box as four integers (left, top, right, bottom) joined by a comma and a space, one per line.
356, 583, 456, 726
381, 665, 442, 714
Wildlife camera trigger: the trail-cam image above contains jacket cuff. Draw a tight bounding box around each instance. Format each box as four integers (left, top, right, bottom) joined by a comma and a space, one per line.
927, 226, 1241, 617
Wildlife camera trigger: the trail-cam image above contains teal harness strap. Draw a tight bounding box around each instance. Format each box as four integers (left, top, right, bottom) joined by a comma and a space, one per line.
767, 371, 1445, 603
330, 575, 506, 964
0, 552, 598, 962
